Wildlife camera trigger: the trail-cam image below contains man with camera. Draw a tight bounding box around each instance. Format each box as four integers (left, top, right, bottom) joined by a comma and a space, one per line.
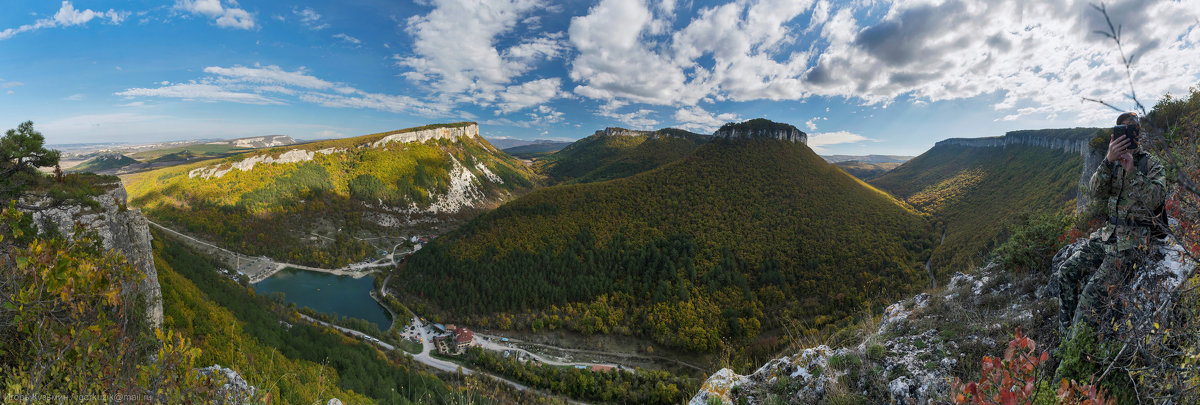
1054, 112, 1167, 338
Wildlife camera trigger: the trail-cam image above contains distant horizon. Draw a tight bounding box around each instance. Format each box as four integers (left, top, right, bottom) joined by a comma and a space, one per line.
4, 1, 1197, 156
46, 120, 1102, 157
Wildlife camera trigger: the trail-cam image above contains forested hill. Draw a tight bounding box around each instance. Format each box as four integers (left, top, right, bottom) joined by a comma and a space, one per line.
397, 120, 937, 363
871, 127, 1099, 278
123, 122, 537, 268
535, 127, 710, 184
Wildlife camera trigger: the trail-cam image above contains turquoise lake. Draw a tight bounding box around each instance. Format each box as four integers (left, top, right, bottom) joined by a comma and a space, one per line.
254, 268, 392, 331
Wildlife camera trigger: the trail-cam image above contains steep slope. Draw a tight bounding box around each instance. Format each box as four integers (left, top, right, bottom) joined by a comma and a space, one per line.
536, 127, 710, 183
398, 120, 936, 359
871, 128, 1096, 278
123, 122, 536, 268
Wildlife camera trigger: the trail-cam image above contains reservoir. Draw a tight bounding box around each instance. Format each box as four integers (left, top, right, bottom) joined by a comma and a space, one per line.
255, 268, 392, 331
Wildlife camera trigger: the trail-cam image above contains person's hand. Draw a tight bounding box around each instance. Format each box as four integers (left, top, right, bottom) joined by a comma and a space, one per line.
1107, 134, 1131, 163
1118, 151, 1134, 173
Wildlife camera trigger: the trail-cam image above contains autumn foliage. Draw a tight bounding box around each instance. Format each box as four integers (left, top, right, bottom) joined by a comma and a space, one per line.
952, 329, 1112, 405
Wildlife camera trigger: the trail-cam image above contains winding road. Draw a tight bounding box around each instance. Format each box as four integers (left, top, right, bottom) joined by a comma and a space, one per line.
148, 220, 395, 282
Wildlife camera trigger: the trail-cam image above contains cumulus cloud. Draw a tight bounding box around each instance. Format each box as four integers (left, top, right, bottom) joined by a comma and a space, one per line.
175, 0, 255, 30
806, 130, 874, 153
397, 0, 564, 113
495, 78, 564, 114
116, 65, 453, 117
564, 0, 1199, 125
0, 1, 128, 41
673, 106, 740, 133
597, 102, 659, 129
293, 7, 328, 30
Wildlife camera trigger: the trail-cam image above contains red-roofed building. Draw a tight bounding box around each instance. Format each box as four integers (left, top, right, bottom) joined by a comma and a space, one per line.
434, 327, 475, 355
591, 365, 614, 373
455, 328, 474, 352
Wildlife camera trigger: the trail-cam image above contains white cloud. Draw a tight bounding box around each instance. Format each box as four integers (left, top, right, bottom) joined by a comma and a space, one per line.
0, 1, 128, 41
804, 0, 1200, 123
597, 102, 659, 129
38, 112, 341, 144
116, 83, 282, 105
673, 106, 739, 133
293, 7, 329, 30
495, 78, 563, 114
64, 94, 86, 101
116, 65, 453, 117
118, 101, 146, 107
204, 65, 334, 89
175, 0, 255, 30
563, 0, 1198, 126
806, 130, 874, 153
397, 0, 564, 112
1, 81, 24, 89
333, 33, 361, 45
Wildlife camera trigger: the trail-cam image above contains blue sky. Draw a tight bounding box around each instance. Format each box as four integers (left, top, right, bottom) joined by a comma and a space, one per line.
1, 0, 1198, 156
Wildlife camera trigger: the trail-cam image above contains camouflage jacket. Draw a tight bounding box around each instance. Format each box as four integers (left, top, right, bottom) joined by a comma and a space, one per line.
1088, 150, 1166, 251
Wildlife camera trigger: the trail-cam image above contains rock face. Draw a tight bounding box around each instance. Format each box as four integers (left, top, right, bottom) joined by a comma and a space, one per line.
934, 129, 1095, 155
208, 135, 296, 148
713, 123, 807, 144
372, 123, 479, 148
1077, 143, 1107, 213
198, 365, 256, 404
29, 183, 163, 328
189, 123, 481, 180
690, 239, 1196, 404
590, 127, 653, 138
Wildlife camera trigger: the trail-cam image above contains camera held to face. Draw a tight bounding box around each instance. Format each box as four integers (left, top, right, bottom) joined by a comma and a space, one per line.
1113, 124, 1140, 150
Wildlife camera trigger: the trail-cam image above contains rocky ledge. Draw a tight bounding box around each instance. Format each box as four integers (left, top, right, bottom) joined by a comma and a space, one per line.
29, 183, 164, 329
713, 119, 807, 144
691, 237, 1195, 404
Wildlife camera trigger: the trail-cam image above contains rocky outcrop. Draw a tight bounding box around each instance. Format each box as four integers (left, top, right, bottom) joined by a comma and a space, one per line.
198, 365, 256, 403
591, 127, 653, 138
1077, 143, 1107, 213
372, 123, 479, 148
934, 128, 1097, 155
188, 149, 318, 179
713, 121, 807, 144
189, 124, 481, 180
29, 183, 163, 328
208, 135, 296, 148
691, 239, 1195, 404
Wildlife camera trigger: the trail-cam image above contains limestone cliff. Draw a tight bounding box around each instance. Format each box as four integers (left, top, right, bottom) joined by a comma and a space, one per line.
29, 182, 163, 329
935, 128, 1102, 214
713, 119, 807, 144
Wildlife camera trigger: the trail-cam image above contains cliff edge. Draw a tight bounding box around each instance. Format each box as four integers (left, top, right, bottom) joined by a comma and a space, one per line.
29, 182, 163, 329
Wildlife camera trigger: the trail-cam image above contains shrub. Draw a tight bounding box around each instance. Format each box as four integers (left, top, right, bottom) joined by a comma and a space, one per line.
992, 211, 1074, 273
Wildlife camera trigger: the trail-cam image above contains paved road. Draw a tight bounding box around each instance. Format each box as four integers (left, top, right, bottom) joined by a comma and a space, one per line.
298, 314, 532, 392
473, 332, 706, 373
148, 220, 391, 282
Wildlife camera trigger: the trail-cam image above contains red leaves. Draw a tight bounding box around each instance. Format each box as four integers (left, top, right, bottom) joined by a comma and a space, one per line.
952, 327, 1117, 405
952, 328, 1046, 404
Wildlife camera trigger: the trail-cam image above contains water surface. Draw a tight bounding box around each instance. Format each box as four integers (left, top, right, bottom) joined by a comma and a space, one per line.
255, 268, 391, 331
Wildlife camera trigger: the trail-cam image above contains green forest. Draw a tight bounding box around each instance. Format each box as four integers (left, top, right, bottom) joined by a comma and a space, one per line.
153, 228, 474, 404
123, 123, 537, 268
397, 134, 937, 362
871, 132, 1089, 277
536, 128, 709, 184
